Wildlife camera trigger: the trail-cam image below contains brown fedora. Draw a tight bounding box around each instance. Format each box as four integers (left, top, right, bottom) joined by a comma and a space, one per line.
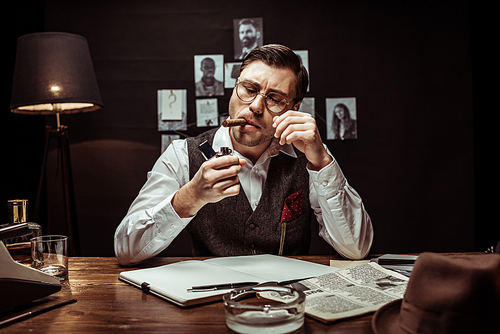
372, 252, 500, 334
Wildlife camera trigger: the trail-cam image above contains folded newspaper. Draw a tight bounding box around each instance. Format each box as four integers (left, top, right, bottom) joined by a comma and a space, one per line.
259, 262, 409, 323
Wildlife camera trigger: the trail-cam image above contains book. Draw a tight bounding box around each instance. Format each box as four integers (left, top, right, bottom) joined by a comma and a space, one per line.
371, 254, 419, 277
119, 254, 338, 307
374, 254, 418, 265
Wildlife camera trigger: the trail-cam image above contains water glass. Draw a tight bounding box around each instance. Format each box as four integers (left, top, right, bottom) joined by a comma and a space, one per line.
31, 235, 69, 281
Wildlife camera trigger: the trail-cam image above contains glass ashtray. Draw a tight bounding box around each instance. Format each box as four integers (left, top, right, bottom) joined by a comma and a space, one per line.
223, 284, 306, 334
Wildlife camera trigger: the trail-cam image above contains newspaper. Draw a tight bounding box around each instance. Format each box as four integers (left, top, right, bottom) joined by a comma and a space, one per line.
259, 262, 408, 324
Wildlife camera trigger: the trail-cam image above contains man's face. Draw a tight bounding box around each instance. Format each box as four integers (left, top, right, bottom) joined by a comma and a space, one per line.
201, 60, 215, 78
239, 24, 259, 48
228, 60, 297, 148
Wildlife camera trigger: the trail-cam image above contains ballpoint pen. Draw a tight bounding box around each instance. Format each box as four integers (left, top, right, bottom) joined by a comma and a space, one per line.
187, 277, 314, 292
187, 282, 259, 292
0, 299, 77, 328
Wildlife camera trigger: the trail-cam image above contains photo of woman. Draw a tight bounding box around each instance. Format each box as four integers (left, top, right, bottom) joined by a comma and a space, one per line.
326, 98, 358, 140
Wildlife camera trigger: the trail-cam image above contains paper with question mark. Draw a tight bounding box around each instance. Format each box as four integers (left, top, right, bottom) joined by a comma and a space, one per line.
161, 89, 183, 120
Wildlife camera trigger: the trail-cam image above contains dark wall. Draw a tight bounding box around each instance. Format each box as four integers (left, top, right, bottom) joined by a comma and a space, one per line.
2, 2, 45, 224
4, 1, 496, 257
471, 4, 499, 252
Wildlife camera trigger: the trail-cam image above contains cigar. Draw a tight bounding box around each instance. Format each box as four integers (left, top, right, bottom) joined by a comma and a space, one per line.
222, 119, 247, 127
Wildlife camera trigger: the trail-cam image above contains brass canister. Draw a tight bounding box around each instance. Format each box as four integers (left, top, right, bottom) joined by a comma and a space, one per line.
5, 199, 42, 265
8, 199, 28, 224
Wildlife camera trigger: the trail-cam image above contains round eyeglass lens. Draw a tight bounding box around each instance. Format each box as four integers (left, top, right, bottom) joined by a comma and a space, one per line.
236, 82, 288, 113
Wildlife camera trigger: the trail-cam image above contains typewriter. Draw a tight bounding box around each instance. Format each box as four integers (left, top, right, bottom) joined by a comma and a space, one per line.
0, 223, 61, 312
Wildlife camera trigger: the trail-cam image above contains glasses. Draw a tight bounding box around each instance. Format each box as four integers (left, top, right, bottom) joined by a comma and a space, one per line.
235, 81, 295, 113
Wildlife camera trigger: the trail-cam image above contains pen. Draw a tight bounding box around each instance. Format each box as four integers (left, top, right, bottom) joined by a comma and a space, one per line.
277, 277, 314, 285
187, 282, 259, 292
187, 277, 315, 292
0, 299, 77, 328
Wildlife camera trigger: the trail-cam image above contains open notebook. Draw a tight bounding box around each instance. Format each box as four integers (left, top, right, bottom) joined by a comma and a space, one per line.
119, 254, 338, 307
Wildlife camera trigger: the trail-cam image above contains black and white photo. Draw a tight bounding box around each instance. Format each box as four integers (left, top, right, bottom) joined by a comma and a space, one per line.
326, 97, 357, 140
233, 18, 263, 60
194, 55, 224, 97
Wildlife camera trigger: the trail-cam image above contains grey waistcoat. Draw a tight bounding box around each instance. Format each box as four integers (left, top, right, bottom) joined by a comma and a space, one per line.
186, 128, 313, 256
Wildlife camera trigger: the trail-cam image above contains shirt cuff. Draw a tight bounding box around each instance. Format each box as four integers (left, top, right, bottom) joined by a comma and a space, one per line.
308, 159, 346, 198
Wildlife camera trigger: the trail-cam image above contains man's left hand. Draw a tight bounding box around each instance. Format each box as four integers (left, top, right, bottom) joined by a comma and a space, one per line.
273, 111, 332, 171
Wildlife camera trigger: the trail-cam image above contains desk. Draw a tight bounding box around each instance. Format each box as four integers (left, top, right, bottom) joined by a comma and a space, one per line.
0, 255, 429, 333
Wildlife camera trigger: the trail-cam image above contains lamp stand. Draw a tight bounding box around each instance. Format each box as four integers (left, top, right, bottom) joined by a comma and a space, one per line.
34, 122, 80, 256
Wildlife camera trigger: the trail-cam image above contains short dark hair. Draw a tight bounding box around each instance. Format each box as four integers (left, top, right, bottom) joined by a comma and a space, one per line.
238, 19, 260, 31
239, 44, 309, 102
201, 57, 215, 66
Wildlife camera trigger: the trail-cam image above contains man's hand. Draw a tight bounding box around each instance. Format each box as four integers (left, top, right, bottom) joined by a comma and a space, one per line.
172, 155, 246, 218
273, 111, 332, 171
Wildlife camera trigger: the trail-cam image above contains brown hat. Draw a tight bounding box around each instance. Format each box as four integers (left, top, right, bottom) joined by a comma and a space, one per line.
372, 252, 500, 334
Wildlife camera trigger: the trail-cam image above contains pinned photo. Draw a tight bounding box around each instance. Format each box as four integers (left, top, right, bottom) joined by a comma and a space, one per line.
225, 62, 242, 89
161, 134, 180, 154
157, 89, 187, 131
299, 97, 315, 118
194, 55, 224, 97
233, 18, 263, 60
326, 97, 357, 140
294, 50, 310, 92
196, 98, 218, 127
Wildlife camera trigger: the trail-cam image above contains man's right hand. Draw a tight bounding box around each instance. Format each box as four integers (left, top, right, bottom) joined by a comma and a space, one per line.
172, 155, 246, 218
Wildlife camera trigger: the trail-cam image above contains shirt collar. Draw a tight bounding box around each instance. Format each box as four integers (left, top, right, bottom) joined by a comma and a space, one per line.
241, 41, 258, 54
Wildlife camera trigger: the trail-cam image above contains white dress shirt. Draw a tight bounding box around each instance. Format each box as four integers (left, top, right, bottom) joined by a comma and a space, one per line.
114, 126, 373, 265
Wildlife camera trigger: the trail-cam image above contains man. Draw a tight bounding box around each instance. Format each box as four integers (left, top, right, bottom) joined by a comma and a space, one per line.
114, 44, 373, 265
236, 19, 261, 60
195, 57, 224, 97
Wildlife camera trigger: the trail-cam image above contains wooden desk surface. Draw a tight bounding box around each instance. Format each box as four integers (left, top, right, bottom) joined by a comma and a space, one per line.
5, 254, 476, 333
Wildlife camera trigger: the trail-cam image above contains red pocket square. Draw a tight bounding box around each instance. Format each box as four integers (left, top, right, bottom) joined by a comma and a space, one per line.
280, 190, 304, 223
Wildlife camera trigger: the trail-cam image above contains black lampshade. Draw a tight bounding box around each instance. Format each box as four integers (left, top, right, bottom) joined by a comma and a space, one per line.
10, 32, 102, 115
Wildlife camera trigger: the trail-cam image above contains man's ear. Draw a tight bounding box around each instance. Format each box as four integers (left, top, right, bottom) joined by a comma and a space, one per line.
292, 100, 302, 111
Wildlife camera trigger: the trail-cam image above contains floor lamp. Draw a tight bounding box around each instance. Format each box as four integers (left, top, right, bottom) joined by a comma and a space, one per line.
9, 32, 102, 256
